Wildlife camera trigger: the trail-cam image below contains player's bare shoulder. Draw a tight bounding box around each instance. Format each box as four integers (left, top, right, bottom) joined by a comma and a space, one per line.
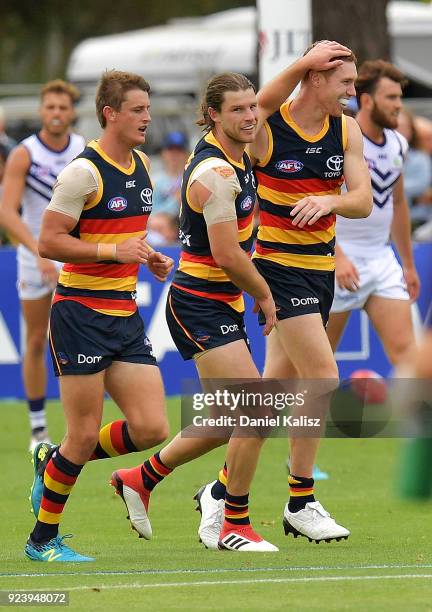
344, 115, 364, 152
4, 143, 31, 175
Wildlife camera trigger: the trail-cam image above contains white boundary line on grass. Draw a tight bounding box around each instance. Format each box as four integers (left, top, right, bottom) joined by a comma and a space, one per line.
53, 574, 432, 591
1, 564, 432, 579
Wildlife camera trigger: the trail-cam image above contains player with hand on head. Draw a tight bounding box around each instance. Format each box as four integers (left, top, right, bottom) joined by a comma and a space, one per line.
248, 40, 372, 544
197, 40, 372, 546
110, 41, 354, 552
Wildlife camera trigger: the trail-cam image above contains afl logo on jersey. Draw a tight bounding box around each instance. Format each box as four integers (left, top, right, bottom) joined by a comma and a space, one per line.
240, 195, 253, 211
108, 197, 128, 212
275, 160, 303, 173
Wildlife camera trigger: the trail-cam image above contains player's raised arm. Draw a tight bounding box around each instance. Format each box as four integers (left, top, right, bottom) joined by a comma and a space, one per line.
250, 41, 352, 164
257, 40, 352, 126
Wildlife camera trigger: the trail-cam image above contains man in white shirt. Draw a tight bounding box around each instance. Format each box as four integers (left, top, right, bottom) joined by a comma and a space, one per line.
327, 60, 420, 368
0, 80, 85, 450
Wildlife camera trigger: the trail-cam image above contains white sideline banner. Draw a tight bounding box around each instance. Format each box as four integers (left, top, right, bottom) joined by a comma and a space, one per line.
257, 0, 312, 86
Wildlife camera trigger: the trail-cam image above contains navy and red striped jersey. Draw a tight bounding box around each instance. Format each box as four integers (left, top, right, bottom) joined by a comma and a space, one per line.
253, 100, 347, 272
55, 140, 152, 316
172, 132, 256, 313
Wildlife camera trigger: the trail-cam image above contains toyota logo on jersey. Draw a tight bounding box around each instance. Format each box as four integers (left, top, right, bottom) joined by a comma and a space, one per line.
140, 188, 153, 205
326, 155, 344, 172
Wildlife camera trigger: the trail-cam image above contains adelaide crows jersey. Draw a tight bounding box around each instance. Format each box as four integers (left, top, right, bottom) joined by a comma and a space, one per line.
253, 100, 347, 273
172, 132, 256, 313
55, 140, 152, 316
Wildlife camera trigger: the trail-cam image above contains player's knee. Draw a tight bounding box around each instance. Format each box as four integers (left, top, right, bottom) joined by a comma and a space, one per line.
26, 331, 47, 356
147, 421, 169, 447
325, 364, 339, 383
387, 339, 414, 366
130, 420, 169, 449
300, 362, 339, 382
67, 429, 100, 456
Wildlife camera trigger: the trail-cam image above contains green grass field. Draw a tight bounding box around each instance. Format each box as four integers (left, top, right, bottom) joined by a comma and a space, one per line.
1, 398, 432, 611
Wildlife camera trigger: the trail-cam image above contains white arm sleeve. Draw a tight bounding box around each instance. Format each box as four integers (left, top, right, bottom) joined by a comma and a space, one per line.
47, 159, 99, 220
190, 158, 241, 226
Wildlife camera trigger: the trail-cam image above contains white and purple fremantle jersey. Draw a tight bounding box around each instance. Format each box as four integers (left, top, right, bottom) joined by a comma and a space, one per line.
336, 128, 408, 255
18, 133, 85, 265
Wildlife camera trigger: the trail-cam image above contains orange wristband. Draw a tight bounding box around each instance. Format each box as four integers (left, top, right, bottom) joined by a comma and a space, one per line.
96, 243, 117, 261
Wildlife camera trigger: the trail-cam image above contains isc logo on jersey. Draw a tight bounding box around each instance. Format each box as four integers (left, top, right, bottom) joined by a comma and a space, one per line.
240, 195, 253, 211
275, 160, 304, 173
108, 197, 128, 212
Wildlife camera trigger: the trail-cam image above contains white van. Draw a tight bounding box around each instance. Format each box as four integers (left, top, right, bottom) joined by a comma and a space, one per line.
67, 8, 257, 95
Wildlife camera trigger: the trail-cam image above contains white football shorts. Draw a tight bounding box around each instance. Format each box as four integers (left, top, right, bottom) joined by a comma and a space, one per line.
331, 246, 409, 313
17, 255, 62, 301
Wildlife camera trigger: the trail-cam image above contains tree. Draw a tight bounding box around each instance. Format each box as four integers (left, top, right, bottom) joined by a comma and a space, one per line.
312, 0, 391, 66
0, 0, 253, 83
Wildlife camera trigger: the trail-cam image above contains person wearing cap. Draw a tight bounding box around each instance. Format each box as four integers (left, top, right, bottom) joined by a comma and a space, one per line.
151, 131, 189, 217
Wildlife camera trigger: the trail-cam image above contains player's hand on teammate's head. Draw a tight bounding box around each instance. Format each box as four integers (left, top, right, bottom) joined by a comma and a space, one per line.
37, 257, 59, 288
147, 251, 174, 282
116, 235, 151, 264
304, 40, 352, 73
253, 293, 277, 337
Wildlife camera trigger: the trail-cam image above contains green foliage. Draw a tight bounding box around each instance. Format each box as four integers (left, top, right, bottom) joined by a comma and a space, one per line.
0, 1, 253, 82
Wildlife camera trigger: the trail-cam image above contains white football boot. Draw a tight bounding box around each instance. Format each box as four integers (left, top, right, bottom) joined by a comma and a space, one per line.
283, 501, 350, 543
29, 428, 51, 453
218, 526, 279, 552
193, 481, 224, 550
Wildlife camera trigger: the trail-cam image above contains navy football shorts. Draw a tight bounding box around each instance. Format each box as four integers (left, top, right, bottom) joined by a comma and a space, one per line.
253, 258, 335, 327
49, 299, 157, 376
165, 285, 249, 361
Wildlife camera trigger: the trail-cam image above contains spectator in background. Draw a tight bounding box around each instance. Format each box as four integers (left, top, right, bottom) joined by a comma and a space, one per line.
146, 211, 179, 248
412, 116, 432, 241
0, 143, 10, 245
0, 143, 8, 194
397, 108, 432, 223
152, 131, 189, 217
415, 116, 432, 157
0, 106, 17, 154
